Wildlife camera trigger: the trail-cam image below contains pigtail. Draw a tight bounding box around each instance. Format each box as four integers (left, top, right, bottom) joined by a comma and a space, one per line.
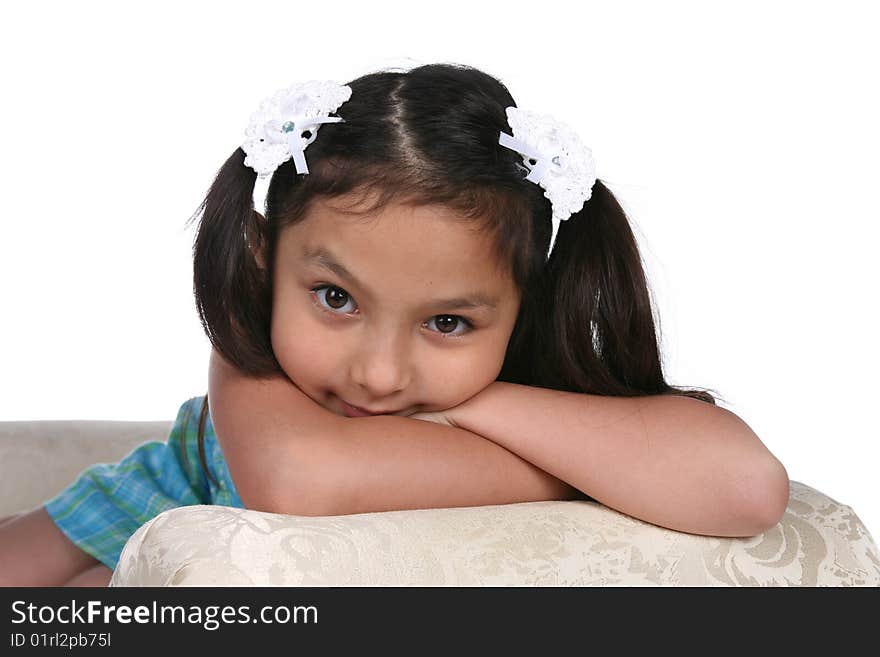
188, 148, 278, 377
523, 181, 720, 405
186, 148, 282, 489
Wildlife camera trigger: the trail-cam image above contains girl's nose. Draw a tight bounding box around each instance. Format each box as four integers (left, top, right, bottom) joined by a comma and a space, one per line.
350, 336, 412, 399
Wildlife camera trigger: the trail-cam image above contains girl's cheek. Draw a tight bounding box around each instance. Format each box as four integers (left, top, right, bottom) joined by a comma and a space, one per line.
430, 355, 496, 402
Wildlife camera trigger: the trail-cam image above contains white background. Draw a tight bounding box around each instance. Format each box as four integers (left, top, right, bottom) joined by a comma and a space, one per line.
2, 1, 877, 539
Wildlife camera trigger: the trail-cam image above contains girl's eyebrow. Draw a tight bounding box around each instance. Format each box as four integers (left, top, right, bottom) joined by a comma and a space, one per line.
301, 245, 499, 312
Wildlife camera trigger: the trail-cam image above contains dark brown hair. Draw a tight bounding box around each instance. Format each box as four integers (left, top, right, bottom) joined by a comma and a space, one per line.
186, 62, 722, 488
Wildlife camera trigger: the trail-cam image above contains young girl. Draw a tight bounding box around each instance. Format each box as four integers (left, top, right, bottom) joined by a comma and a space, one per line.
0, 63, 789, 587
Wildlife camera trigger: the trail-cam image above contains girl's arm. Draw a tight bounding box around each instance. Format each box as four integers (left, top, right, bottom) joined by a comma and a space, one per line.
208, 350, 584, 517
446, 382, 791, 538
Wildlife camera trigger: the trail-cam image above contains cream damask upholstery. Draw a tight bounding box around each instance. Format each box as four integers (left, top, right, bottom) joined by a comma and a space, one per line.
1, 420, 878, 586
109, 481, 880, 586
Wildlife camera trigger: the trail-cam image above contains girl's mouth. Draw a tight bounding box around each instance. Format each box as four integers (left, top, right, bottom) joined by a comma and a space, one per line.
339, 399, 395, 417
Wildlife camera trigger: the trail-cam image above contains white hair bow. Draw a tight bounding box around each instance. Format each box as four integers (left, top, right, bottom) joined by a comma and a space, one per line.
498, 106, 598, 260
242, 80, 352, 178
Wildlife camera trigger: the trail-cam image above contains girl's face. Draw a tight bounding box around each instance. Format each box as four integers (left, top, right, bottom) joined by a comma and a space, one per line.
265, 195, 522, 417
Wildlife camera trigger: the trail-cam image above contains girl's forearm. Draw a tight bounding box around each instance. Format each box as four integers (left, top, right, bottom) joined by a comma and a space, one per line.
309, 414, 587, 516
451, 382, 790, 538
208, 352, 584, 516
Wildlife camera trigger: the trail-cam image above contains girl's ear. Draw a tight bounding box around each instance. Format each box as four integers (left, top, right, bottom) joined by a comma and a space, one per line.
248, 211, 268, 271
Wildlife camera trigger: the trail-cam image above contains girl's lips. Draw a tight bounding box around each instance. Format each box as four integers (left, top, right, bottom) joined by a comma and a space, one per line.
340, 399, 393, 417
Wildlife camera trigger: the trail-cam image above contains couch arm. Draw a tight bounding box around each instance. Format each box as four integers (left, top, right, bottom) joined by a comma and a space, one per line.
110, 480, 880, 586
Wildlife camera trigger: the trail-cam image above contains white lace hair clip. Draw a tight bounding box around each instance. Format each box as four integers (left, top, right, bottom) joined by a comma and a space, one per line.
242, 80, 353, 178
498, 106, 598, 260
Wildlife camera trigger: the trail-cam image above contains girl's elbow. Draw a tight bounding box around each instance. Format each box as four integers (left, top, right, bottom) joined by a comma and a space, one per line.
766, 458, 791, 518
740, 459, 791, 535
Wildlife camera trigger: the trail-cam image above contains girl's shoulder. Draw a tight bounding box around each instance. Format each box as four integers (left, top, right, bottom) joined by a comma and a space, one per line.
168, 394, 243, 508
169, 395, 210, 441
165, 394, 215, 481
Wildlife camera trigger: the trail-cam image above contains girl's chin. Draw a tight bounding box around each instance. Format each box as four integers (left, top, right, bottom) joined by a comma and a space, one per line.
332, 394, 418, 418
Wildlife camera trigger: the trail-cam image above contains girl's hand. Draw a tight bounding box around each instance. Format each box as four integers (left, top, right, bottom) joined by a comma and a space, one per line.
409, 381, 504, 428
408, 409, 459, 428
407, 385, 497, 429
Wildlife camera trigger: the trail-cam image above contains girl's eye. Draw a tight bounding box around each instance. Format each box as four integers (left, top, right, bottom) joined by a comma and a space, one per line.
312, 284, 357, 314
309, 285, 475, 338
424, 314, 474, 338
